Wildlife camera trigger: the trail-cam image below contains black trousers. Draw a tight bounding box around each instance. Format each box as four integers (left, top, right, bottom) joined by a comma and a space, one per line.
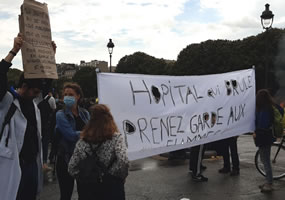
189, 145, 204, 175
220, 137, 240, 170
56, 156, 78, 200
16, 160, 38, 200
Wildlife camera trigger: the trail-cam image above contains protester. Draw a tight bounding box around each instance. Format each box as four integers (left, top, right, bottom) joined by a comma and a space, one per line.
68, 104, 129, 200
0, 33, 56, 200
189, 144, 208, 182
48, 93, 64, 165
55, 82, 90, 200
253, 89, 275, 193
218, 136, 240, 176
38, 91, 56, 172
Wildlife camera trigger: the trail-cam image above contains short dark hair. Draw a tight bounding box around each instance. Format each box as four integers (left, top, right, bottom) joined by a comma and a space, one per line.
17, 73, 45, 90
256, 89, 274, 111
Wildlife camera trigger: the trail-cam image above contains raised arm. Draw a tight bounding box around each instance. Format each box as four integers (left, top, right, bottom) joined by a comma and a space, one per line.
4, 33, 23, 63
0, 33, 23, 101
51, 41, 57, 54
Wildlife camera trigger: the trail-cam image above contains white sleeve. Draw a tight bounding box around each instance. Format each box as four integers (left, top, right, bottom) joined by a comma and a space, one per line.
48, 96, 57, 110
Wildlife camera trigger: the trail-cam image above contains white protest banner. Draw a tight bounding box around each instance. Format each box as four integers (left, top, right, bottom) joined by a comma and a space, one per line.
19, 0, 58, 79
97, 69, 256, 160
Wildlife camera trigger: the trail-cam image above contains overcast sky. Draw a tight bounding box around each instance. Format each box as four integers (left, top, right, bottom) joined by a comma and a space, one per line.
1, 0, 285, 70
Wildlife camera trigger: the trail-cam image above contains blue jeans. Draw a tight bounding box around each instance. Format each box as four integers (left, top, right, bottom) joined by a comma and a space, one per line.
259, 145, 273, 184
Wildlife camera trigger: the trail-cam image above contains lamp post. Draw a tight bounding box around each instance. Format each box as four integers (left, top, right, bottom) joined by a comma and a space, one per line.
107, 39, 115, 72
261, 3, 274, 30
260, 3, 274, 89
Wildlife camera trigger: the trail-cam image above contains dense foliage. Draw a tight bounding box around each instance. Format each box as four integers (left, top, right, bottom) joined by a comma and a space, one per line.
7, 68, 22, 88
116, 52, 169, 75
72, 66, 98, 98
52, 77, 70, 97
172, 28, 285, 93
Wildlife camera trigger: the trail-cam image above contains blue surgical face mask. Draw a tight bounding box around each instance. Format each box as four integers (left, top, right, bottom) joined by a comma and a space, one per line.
64, 96, 76, 108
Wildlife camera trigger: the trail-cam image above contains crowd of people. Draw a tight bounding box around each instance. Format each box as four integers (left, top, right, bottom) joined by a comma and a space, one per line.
0, 33, 284, 200
0, 34, 129, 200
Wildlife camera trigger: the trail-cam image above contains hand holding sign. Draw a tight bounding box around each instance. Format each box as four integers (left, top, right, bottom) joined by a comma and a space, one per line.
4, 33, 24, 63
51, 41, 57, 54
12, 33, 24, 54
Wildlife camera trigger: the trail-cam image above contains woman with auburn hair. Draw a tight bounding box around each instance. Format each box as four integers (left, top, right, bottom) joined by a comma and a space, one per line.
68, 104, 129, 200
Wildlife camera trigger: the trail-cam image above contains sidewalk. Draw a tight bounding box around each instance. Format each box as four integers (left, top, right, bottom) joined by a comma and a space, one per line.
39, 135, 285, 200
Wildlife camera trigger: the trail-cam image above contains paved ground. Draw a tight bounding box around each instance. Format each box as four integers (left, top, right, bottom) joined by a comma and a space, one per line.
39, 135, 285, 200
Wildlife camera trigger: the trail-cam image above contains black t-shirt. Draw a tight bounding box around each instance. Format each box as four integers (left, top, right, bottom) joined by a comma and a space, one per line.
74, 114, 85, 131
19, 98, 39, 163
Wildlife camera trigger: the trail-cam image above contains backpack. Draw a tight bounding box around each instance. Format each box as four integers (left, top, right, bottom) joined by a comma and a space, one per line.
272, 105, 284, 138
0, 103, 17, 147
0, 91, 17, 147
77, 143, 106, 184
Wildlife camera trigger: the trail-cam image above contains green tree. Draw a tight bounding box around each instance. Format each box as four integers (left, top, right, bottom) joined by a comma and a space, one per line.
72, 67, 98, 98
116, 52, 168, 75
52, 77, 71, 97
171, 28, 285, 94
7, 68, 22, 88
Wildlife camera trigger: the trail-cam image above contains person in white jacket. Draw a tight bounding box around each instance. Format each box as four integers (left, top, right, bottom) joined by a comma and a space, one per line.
0, 33, 56, 200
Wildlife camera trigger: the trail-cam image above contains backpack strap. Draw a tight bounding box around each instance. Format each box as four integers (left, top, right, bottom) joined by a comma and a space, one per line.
88, 143, 110, 171
88, 142, 102, 156
89, 142, 116, 173
106, 154, 117, 171
0, 102, 17, 147
38, 95, 52, 108
44, 95, 51, 101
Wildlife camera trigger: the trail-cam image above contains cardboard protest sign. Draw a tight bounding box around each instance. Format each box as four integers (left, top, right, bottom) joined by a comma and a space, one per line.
97, 69, 256, 160
19, 0, 57, 79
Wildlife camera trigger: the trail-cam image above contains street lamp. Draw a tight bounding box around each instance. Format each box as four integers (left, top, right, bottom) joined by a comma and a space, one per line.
260, 3, 274, 89
260, 3, 274, 30
107, 39, 115, 72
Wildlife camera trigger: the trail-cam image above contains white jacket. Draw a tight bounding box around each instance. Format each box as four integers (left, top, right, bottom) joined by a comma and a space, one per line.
0, 92, 43, 200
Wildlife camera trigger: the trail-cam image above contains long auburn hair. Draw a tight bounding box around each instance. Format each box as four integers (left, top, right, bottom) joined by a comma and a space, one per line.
256, 89, 274, 112
80, 104, 119, 143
